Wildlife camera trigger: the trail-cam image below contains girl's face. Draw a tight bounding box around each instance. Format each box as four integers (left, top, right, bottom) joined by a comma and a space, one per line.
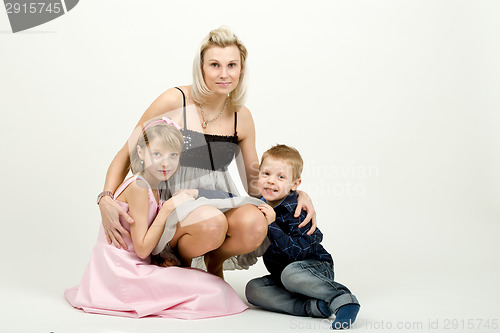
138, 137, 180, 185
202, 45, 242, 96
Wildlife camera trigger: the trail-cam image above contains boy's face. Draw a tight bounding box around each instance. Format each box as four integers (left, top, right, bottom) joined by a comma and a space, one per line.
258, 156, 301, 207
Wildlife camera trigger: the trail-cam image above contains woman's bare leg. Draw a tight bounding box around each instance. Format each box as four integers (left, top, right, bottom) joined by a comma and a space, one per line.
205, 205, 268, 278
169, 206, 228, 267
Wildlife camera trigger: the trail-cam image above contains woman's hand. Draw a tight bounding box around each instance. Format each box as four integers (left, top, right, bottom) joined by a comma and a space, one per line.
295, 190, 317, 235
99, 196, 135, 249
258, 203, 276, 225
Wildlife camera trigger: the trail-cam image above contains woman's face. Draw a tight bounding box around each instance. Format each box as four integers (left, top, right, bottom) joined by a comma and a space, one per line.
202, 45, 242, 96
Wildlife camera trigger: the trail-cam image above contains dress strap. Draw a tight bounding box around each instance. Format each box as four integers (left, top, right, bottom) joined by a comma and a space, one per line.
113, 175, 152, 200
135, 174, 152, 191
234, 112, 238, 136
174, 87, 187, 130
113, 175, 139, 199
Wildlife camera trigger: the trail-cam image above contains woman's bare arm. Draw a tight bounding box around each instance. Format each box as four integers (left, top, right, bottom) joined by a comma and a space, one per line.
295, 190, 317, 235
235, 107, 260, 197
98, 144, 135, 249
98, 88, 185, 249
233, 107, 318, 234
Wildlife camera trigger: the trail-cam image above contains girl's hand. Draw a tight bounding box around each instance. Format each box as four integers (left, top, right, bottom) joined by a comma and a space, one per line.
295, 190, 317, 235
172, 189, 199, 199
166, 192, 196, 210
258, 204, 276, 225
99, 196, 135, 250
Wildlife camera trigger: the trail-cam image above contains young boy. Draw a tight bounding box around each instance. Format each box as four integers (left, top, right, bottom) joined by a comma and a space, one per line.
246, 144, 360, 330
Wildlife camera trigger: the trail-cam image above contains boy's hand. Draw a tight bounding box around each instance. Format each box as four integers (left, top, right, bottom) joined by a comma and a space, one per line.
258, 204, 276, 225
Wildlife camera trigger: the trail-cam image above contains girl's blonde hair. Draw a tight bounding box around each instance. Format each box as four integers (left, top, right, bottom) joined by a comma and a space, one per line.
192, 26, 248, 112
130, 119, 184, 174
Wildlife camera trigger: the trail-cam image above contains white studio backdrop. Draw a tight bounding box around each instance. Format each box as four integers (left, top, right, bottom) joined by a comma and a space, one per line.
1, 1, 499, 332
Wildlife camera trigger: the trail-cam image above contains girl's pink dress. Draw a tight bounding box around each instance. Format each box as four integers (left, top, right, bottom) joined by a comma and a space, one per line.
64, 175, 247, 319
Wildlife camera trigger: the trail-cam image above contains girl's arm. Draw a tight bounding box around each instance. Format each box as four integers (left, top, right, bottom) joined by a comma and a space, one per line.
127, 181, 193, 259
99, 88, 185, 249
235, 107, 260, 197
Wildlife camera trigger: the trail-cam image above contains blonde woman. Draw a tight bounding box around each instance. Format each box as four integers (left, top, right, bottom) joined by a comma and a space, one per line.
98, 26, 317, 278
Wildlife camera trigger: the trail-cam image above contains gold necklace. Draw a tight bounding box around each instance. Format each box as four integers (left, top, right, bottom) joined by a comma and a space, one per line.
198, 98, 229, 129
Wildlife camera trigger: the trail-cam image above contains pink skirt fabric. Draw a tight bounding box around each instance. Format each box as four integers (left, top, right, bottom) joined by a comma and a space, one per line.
65, 229, 247, 319
65, 175, 247, 319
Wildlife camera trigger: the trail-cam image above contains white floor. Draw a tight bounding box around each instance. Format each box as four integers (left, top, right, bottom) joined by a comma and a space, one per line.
2, 185, 500, 333
2, 245, 499, 333
2, 1, 500, 331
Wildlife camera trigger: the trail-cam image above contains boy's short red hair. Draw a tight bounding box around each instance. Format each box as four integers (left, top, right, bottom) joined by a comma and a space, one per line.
260, 144, 303, 180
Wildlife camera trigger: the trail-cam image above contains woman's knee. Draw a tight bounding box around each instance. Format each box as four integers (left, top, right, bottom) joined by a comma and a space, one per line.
247, 205, 268, 227
182, 206, 227, 227
228, 205, 268, 246
179, 206, 228, 248
246, 209, 269, 246
200, 212, 228, 247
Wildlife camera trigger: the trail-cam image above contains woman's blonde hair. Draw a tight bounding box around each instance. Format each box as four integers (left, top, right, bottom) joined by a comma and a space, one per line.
192, 26, 248, 112
130, 119, 184, 175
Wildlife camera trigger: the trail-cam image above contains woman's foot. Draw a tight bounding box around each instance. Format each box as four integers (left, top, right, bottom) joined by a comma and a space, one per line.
160, 257, 179, 267
159, 243, 182, 266
205, 254, 224, 279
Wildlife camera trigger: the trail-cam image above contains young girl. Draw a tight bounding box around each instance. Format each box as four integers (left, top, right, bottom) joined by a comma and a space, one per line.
65, 118, 247, 319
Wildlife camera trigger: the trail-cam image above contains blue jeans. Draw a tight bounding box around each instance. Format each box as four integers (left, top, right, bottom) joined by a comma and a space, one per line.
245, 259, 359, 317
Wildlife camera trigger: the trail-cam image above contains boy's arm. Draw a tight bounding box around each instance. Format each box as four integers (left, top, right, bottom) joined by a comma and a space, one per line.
268, 211, 323, 261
